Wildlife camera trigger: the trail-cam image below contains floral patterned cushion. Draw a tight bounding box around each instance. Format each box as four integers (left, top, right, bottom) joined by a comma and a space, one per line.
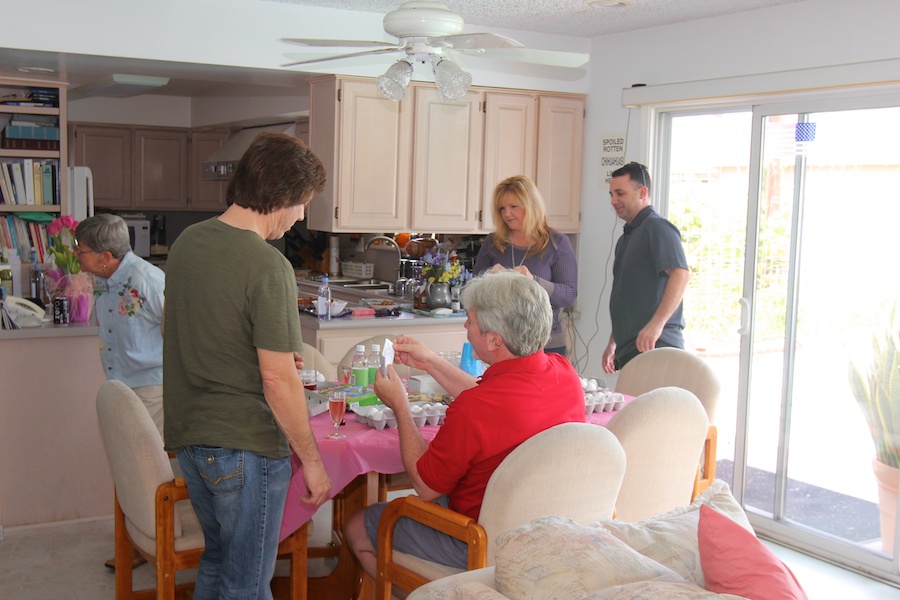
493, 516, 741, 600
591, 479, 752, 587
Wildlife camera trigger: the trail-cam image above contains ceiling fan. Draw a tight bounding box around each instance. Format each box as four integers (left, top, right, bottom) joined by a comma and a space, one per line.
281, 0, 588, 102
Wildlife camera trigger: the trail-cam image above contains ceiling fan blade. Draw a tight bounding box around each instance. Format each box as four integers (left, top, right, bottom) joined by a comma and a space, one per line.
282, 38, 398, 48
456, 47, 589, 68
427, 32, 524, 50
281, 47, 403, 67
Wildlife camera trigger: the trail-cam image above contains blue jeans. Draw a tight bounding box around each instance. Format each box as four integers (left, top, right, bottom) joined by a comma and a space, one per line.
177, 446, 291, 600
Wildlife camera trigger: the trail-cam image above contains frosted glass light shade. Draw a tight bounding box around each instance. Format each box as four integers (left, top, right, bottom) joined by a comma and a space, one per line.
433, 59, 471, 102
376, 60, 414, 101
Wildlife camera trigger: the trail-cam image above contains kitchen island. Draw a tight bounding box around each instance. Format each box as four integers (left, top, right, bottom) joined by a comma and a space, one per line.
0, 322, 111, 533
299, 310, 468, 366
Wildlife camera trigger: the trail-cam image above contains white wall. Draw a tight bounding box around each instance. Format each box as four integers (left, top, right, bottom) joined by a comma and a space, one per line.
576, 0, 900, 376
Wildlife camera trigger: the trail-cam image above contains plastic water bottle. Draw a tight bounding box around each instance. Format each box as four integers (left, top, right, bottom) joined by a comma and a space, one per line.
367, 343, 382, 383
351, 345, 369, 387
316, 277, 332, 320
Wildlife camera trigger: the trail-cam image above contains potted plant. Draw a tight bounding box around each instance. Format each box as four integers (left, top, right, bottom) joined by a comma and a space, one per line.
849, 315, 900, 554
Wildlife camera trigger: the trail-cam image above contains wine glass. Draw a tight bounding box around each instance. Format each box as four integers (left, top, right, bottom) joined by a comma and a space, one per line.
327, 392, 347, 439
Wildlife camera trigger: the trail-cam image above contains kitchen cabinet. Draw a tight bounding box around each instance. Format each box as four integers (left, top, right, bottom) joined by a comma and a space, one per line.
481, 92, 538, 232
410, 85, 483, 232
189, 130, 229, 211
307, 76, 584, 234
307, 76, 413, 232
536, 95, 584, 233
0, 79, 67, 216
133, 128, 188, 210
70, 125, 132, 209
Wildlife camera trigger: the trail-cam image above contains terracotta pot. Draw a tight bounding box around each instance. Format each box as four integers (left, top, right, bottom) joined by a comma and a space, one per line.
872, 458, 898, 555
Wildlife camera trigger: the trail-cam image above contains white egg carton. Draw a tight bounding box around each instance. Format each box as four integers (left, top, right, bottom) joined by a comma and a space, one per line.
580, 376, 624, 414
352, 402, 447, 430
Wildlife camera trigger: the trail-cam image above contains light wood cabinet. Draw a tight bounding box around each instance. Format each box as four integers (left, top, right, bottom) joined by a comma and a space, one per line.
481, 92, 538, 232
536, 95, 584, 233
308, 77, 413, 232
189, 130, 229, 211
410, 85, 484, 232
133, 128, 188, 210
307, 76, 584, 234
71, 125, 133, 209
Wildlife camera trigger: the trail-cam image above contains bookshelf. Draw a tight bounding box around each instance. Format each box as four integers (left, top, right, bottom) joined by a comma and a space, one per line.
0, 78, 68, 266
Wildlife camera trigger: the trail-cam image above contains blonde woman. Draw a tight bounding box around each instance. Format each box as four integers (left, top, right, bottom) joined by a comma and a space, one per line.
473, 175, 578, 356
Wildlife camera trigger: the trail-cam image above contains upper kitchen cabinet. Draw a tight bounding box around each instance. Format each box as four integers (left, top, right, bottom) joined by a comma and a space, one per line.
70, 125, 132, 210
133, 129, 188, 210
189, 130, 229, 211
481, 92, 538, 232
536, 95, 584, 233
307, 76, 413, 232
410, 85, 483, 232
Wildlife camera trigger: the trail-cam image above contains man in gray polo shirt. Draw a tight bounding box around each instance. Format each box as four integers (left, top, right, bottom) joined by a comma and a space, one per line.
602, 162, 690, 372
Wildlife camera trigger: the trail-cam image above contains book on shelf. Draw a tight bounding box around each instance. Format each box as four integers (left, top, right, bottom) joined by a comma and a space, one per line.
1, 215, 48, 263
10, 113, 58, 127
0, 137, 60, 151
22, 158, 34, 204
32, 161, 43, 206
3, 124, 60, 141
1, 163, 15, 204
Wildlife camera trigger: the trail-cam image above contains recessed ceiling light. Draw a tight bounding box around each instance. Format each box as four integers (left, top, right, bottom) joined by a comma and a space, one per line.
590, 0, 629, 7
16, 67, 56, 74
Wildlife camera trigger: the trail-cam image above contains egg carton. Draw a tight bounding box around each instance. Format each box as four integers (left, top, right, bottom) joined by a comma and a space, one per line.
585, 391, 625, 414
352, 402, 447, 430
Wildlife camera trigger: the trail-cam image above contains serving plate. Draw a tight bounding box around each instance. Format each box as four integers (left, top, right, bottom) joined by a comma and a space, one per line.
362, 298, 400, 311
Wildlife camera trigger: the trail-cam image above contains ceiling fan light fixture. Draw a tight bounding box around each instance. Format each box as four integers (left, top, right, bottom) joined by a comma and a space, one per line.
383, 1, 464, 38
376, 59, 414, 102
433, 58, 471, 102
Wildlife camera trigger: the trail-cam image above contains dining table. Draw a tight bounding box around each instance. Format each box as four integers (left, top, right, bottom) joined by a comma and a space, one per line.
283, 394, 633, 600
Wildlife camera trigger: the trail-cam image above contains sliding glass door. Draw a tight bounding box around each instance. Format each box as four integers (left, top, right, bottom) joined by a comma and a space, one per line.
661, 95, 900, 583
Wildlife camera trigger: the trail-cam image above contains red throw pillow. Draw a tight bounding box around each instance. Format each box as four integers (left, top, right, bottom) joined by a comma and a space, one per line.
698, 504, 808, 599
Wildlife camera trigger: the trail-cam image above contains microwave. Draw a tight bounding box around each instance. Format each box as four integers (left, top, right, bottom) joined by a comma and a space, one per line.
123, 218, 151, 258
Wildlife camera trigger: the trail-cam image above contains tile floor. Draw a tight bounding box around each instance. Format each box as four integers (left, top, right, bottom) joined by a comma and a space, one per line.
1, 514, 898, 599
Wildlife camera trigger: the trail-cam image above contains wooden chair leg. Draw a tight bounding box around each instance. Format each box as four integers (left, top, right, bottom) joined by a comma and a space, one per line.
692, 424, 718, 499
114, 492, 135, 600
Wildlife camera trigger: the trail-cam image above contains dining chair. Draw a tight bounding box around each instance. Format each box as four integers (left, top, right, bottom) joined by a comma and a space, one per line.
614, 347, 721, 496
374, 422, 627, 599
299, 341, 336, 382
96, 379, 310, 600
605, 386, 709, 522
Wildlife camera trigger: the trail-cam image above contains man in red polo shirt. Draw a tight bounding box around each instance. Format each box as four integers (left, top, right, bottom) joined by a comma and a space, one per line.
346, 270, 585, 581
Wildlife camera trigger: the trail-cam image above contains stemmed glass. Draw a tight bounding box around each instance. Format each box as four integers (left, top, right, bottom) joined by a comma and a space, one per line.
327, 392, 347, 439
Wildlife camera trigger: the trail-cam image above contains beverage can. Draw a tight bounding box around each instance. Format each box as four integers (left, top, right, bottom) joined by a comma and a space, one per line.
53, 296, 70, 325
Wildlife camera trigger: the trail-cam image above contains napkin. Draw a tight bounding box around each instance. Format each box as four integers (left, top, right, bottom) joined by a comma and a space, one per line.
382, 338, 395, 377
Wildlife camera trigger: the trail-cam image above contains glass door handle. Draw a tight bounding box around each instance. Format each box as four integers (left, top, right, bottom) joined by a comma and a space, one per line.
737, 297, 751, 335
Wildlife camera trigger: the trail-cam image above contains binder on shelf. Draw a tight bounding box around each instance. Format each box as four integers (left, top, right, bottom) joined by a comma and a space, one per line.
41, 163, 54, 205
22, 158, 34, 204
0, 138, 60, 151
3, 125, 60, 141
10, 163, 26, 204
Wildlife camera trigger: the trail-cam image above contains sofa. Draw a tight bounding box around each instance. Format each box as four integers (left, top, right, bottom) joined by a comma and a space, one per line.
408, 480, 808, 600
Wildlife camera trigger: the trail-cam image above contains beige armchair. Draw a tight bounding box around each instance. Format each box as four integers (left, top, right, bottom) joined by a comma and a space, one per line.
606, 386, 709, 522
375, 422, 627, 599
96, 380, 309, 600
614, 347, 721, 496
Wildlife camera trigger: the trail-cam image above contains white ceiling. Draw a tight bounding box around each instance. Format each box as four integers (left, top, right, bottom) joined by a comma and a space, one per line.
272, 0, 804, 38
0, 0, 805, 99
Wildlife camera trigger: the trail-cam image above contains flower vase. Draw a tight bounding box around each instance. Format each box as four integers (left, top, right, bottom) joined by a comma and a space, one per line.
49, 272, 94, 323
426, 282, 453, 310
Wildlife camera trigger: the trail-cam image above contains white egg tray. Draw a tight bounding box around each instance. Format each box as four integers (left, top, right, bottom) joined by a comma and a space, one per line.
352, 402, 447, 430
585, 390, 625, 414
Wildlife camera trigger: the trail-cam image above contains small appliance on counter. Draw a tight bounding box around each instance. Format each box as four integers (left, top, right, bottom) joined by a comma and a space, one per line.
122, 218, 151, 258
150, 214, 168, 256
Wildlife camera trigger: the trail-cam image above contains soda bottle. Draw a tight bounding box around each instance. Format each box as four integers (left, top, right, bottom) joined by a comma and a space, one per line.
317, 277, 332, 321
367, 343, 382, 383
351, 344, 369, 387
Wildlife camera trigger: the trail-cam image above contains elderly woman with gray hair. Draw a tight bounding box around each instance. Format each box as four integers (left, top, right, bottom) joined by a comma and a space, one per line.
75, 213, 165, 438
346, 270, 585, 576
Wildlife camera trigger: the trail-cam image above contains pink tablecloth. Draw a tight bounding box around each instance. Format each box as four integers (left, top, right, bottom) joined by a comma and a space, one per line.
279, 394, 633, 541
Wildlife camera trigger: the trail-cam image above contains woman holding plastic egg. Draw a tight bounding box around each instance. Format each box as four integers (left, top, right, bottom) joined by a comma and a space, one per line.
474, 175, 578, 356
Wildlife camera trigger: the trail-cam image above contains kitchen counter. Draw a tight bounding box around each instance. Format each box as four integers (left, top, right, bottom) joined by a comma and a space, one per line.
299, 310, 468, 366
0, 321, 99, 340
